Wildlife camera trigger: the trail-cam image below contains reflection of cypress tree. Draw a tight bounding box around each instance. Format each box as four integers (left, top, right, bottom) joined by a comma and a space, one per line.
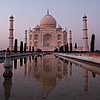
24, 58, 26, 64
29, 46, 31, 52
70, 62, 72, 65
32, 56, 34, 60
59, 57, 63, 61
20, 58, 23, 67
67, 61, 69, 65
29, 56, 31, 61
14, 60, 17, 69
35, 56, 37, 61
92, 72, 96, 78
65, 60, 67, 63
54, 55, 58, 58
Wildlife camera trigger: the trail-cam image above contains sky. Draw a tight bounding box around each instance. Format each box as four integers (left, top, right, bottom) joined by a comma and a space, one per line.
0, 0, 100, 50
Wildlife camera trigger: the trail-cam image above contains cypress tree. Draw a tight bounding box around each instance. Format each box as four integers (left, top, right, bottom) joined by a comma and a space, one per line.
20, 41, 23, 53
65, 43, 69, 52
70, 43, 72, 52
54, 48, 58, 52
7, 48, 10, 52
29, 46, 31, 52
24, 43, 26, 52
32, 46, 34, 52
65, 44, 67, 52
59, 46, 63, 52
90, 34, 95, 52
14, 39, 17, 53
75, 43, 77, 50
67, 43, 69, 52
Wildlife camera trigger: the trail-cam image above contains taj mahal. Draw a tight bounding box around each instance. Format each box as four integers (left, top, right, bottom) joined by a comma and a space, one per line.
8, 10, 88, 52
28, 10, 67, 51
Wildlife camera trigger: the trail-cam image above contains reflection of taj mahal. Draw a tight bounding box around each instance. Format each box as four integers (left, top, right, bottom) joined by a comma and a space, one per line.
28, 10, 67, 51
27, 54, 88, 93
28, 55, 68, 93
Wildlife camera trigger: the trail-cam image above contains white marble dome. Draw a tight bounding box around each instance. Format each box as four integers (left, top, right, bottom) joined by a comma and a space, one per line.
40, 12, 56, 28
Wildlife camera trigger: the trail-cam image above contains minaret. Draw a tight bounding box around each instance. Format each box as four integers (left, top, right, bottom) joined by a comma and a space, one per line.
8, 15, 14, 51
25, 30, 27, 46
69, 30, 72, 51
82, 14, 89, 51
64, 27, 67, 44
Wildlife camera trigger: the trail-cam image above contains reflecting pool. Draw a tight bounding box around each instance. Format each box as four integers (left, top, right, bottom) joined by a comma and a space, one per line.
0, 54, 100, 100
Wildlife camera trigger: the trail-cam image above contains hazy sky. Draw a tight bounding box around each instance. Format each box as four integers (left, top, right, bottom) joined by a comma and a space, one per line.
0, 0, 100, 50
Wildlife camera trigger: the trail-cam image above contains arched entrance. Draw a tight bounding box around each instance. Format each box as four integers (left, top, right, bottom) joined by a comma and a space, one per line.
43, 34, 52, 46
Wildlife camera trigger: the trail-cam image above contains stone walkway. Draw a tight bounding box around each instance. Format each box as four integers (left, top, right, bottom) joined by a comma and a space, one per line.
54, 53, 100, 65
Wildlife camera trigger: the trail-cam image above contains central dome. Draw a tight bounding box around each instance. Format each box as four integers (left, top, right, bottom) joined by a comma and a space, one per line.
40, 11, 56, 28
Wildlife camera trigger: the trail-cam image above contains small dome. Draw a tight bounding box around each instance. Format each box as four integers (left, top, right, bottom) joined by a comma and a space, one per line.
10, 15, 14, 19
56, 24, 61, 29
25, 30, 27, 32
40, 10, 56, 28
35, 24, 40, 29
69, 30, 72, 32
83, 14, 87, 18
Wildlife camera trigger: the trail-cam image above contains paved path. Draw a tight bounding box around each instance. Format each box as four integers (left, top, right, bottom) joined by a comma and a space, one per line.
54, 53, 100, 65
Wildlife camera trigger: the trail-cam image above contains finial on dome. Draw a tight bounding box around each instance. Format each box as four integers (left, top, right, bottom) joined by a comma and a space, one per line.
83, 13, 87, 18
10, 14, 14, 19
47, 9, 49, 15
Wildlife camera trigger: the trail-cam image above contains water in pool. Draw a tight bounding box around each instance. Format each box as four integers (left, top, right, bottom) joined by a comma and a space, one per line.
0, 54, 100, 100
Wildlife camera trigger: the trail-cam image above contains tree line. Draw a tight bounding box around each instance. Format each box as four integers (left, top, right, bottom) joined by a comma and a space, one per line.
6, 34, 95, 53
